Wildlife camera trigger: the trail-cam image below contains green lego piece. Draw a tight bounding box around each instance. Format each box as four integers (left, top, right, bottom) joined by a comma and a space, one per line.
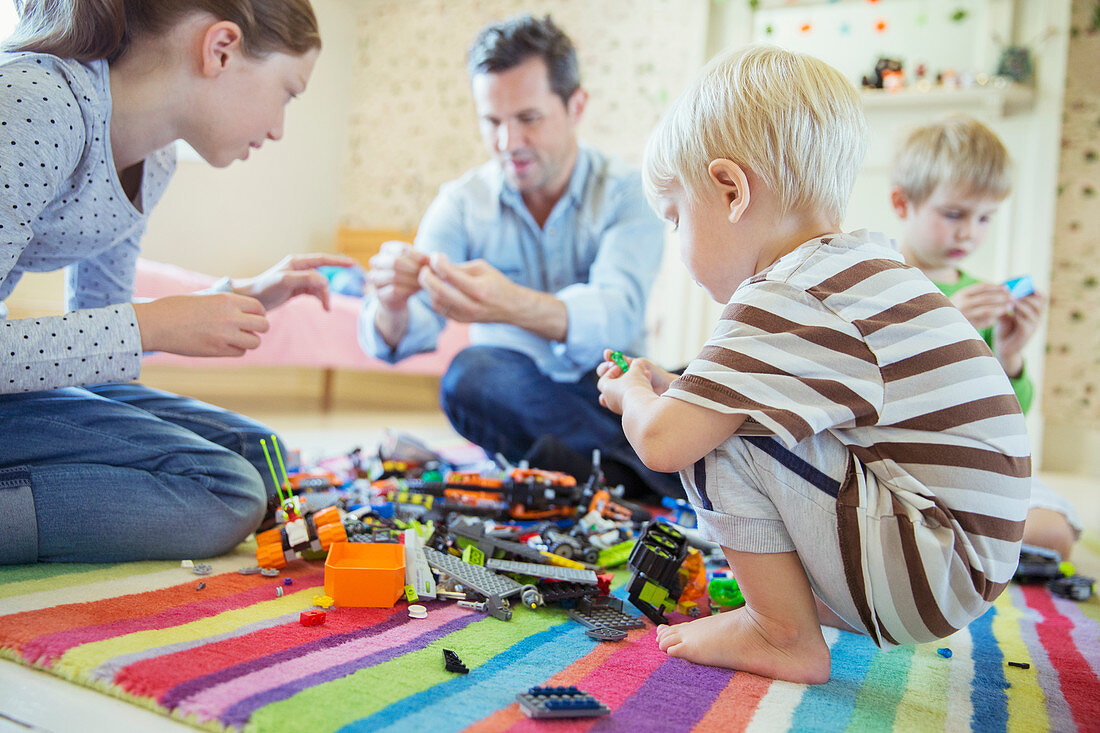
597, 539, 636, 568
462, 544, 486, 566
637, 579, 673, 611
404, 584, 419, 603
709, 577, 744, 608
610, 350, 629, 373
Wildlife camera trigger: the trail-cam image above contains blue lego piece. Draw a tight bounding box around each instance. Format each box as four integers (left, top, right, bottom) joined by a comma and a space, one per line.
517, 686, 609, 719
1004, 275, 1035, 299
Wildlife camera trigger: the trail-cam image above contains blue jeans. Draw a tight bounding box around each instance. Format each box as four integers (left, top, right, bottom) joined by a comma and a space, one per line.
0, 383, 282, 564
439, 346, 683, 498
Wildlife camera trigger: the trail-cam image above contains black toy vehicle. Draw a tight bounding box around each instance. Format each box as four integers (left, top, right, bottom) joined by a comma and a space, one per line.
1047, 574, 1095, 602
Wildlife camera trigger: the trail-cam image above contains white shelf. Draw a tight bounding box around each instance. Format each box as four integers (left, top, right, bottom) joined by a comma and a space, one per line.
860, 83, 1036, 118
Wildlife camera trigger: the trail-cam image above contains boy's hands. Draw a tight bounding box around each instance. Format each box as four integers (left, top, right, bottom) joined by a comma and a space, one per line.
950, 283, 1014, 330
994, 292, 1045, 378
951, 283, 1045, 379
368, 241, 430, 313
134, 293, 269, 356
233, 253, 357, 311
596, 350, 665, 414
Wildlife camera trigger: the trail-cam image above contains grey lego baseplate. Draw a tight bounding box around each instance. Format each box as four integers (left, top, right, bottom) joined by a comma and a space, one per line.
585, 627, 627, 641
421, 546, 528, 621
422, 547, 525, 599
567, 595, 645, 631
516, 687, 610, 719
540, 581, 600, 604
485, 558, 598, 585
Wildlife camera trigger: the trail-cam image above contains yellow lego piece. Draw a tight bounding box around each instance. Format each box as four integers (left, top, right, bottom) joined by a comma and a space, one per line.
312, 594, 335, 609
540, 551, 586, 570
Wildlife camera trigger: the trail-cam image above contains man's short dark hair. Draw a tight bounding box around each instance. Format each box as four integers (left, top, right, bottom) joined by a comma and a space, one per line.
467, 14, 580, 106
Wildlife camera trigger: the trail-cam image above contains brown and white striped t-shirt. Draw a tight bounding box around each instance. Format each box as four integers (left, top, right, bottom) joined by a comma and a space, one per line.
666, 230, 1031, 646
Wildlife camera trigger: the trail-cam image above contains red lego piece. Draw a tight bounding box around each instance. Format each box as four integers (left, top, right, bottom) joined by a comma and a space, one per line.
299, 609, 327, 626
597, 573, 614, 596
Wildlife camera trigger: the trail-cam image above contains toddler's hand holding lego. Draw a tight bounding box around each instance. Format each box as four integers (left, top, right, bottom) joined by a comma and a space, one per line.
597, 350, 657, 414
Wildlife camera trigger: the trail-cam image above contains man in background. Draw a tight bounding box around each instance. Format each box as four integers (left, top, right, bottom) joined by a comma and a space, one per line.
359, 14, 679, 499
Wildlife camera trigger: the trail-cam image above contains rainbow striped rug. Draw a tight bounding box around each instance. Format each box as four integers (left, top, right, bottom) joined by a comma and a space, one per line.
1, 539, 1098, 733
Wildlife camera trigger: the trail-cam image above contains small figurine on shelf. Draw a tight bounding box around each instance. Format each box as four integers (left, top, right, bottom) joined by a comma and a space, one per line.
861, 57, 903, 89
882, 68, 904, 93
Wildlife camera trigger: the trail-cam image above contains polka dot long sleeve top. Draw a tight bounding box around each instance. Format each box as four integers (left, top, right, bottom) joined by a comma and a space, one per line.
0, 52, 175, 393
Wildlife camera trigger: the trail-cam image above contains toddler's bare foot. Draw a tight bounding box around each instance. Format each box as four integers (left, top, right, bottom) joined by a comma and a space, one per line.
655, 606, 830, 684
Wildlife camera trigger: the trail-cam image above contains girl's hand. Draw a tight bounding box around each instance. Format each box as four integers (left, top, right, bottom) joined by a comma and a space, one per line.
950, 283, 1013, 331
233, 254, 357, 311
994, 292, 1046, 378
596, 349, 658, 414
134, 293, 269, 356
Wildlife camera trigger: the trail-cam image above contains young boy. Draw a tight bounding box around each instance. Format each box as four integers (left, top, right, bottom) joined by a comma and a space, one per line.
596, 46, 1031, 684
890, 116, 1081, 559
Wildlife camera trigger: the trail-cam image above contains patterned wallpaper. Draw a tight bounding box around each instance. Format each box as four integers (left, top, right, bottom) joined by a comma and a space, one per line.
1044, 0, 1100, 426
339, 0, 708, 230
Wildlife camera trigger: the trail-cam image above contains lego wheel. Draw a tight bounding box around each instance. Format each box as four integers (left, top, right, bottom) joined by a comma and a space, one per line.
255, 526, 283, 548
316, 519, 348, 549
256, 543, 287, 569
312, 506, 341, 528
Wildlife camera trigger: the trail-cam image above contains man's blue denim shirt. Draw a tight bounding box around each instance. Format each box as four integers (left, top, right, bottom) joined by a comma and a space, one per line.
358, 143, 665, 383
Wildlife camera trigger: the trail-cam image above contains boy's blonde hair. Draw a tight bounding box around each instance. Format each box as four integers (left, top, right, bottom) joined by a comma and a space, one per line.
890, 115, 1013, 206
644, 44, 868, 224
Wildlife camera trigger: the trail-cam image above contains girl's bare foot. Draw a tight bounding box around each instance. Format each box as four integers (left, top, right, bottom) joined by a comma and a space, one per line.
655, 606, 830, 684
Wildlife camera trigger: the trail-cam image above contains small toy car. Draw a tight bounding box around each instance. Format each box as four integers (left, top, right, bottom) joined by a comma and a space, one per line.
1013, 544, 1063, 584
1047, 575, 1095, 602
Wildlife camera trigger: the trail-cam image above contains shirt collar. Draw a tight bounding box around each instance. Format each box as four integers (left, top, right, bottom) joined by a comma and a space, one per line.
497, 142, 591, 219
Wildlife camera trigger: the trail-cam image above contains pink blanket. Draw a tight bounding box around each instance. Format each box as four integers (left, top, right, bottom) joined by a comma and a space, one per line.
136, 259, 467, 375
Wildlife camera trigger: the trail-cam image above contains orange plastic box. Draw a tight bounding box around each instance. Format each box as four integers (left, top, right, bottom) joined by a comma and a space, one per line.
324, 542, 407, 608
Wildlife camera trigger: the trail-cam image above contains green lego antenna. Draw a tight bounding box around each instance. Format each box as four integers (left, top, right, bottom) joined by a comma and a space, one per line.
261, 438, 291, 507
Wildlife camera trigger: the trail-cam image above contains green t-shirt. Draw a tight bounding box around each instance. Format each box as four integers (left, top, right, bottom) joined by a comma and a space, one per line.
933, 270, 1033, 413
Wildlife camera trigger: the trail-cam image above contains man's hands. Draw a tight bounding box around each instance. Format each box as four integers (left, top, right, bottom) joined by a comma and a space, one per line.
950, 283, 1045, 378
134, 293, 269, 357
368, 243, 568, 346
417, 253, 519, 323
368, 241, 430, 312
231, 253, 356, 311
